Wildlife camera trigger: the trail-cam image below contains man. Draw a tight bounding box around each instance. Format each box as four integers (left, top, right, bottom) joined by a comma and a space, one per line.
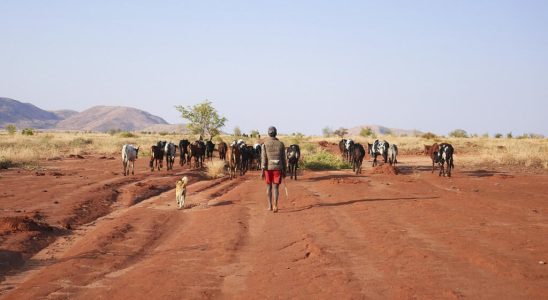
261, 126, 286, 212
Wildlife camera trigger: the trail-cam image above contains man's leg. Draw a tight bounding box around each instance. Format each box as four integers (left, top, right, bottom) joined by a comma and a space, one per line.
266, 184, 273, 210
273, 183, 279, 212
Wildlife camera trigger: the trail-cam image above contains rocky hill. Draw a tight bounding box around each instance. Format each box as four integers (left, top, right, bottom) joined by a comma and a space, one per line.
0, 97, 61, 129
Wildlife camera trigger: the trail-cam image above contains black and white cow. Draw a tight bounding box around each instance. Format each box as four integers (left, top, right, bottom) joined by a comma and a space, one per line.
164, 142, 177, 170
150, 141, 166, 171
388, 144, 398, 166
369, 140, 389, 167
286, 144, 301, 180
253, 143, 262, 170
178, 139, 190, 166
122, 144, 139, 176
339, 139, 347, 160
345, 139, 355, 163
436, 143, 455, 177
352, 143, 366, 175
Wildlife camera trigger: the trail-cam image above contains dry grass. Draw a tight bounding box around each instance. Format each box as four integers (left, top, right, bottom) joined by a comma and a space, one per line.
0, 131, 546, 170
205, 160, 226, 179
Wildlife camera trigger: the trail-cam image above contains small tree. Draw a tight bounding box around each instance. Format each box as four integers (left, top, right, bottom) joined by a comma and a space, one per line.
5, 124, 16, 135
360, 127, 375, 137
449, 129, 468, 138
233, 126, 242, 137
333, 127, 348, 138
506, 132, 513, 139
494, 133, 502, 138
322, 127, 333, 138
250, 129, 260, 138
175, 99, 227, 139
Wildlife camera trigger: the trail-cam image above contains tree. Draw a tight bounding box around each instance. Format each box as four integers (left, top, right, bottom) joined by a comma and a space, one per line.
21, 128, 34, 136
448, 129, 468, 138
359, 127, 374, 137
175, 100, 227, 139
5, 124, 16, 135
333, 127, 348, 138
506, 132, 513, 139
494, 133, 502, 138
322, 127, 333, 138
250, 129, 260, 138
233, 126, 241, 137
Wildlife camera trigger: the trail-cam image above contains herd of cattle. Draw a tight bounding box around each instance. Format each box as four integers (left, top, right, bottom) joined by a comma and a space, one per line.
121, 138, 454, 179
121, 139, 302, 179
338, 139, 454, 177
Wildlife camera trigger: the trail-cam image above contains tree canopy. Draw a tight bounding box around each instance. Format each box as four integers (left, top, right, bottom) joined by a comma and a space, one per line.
175, 100, 227, 139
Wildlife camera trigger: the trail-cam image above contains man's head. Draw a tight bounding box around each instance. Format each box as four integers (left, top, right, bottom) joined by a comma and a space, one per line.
268, 126, 277, 137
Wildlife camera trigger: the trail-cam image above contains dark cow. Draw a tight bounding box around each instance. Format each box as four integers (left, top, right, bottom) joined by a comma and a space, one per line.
178, 139, 190, 166
427, 143, 440, 173
238, 141, 250, 175
352, 143, 366, 175
286, 144, 301, 180
436, 143, 455, 177
205, 140, 215, 161
388, 144, 398, 165
218, 141, 228, 161
150, 141, 166, 171
253, 143, 262, 170
164, 142, 177, 170
189, 140, 205, 168
369, 140, 389, 167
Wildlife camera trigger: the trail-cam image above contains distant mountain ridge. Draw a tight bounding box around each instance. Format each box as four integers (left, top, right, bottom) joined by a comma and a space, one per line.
0, 98, 170, 131
347, 124, 423, 136
0, 97, 61, 129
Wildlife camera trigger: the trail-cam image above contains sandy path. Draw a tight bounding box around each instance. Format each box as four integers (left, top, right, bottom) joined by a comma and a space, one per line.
1, 156, 548, 299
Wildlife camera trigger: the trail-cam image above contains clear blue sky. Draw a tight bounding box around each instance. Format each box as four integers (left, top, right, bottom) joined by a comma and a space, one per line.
1, 1, 547, 135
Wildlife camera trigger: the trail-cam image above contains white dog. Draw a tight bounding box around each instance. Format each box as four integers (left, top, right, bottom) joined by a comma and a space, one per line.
176, 176, 188, 209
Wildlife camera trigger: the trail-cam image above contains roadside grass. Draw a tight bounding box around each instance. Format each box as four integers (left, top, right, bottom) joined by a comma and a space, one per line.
205, 160, 226, 179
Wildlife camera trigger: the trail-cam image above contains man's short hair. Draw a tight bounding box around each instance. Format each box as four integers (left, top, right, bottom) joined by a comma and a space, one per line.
268, 126, 277, 137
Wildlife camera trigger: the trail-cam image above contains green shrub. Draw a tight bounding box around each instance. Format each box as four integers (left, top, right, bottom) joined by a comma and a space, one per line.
21, 128, 35, 136
301, 150, 350, 170
449, 129, 468, 138
5, 124, 16, 135
120, 131, 137, 138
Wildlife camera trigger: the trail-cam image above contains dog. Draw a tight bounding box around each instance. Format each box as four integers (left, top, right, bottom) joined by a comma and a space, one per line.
175, 176, 188, 209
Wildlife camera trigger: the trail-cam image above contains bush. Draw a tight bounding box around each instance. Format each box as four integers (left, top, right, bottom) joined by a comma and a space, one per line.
495, 133, 503, 138
69, 137, 93, 147
21, 128, 35, 136
301, 150, 350, 170
108, 129, 122, 135
5, 124, 16, 135
421, 132, 437, 139
448, 129, 468, 138
507, 132, 513, 139
0, 157, 17, 169
206, 160, 226, 179
359, 127, 375, 138
119, 131, 137, 138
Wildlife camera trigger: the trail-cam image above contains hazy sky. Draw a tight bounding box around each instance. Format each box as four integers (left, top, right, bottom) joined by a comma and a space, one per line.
1, 1, 547, 135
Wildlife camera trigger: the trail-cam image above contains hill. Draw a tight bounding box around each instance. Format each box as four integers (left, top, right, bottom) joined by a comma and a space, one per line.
347, 124, 423, 137
51, 109, 79, 120
55, 106, 169, 131
0, 97, 61, 129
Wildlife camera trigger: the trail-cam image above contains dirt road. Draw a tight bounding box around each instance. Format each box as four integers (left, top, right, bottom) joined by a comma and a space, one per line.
1, 155, 547, 299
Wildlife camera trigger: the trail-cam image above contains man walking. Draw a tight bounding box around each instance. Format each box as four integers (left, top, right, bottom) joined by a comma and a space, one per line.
261, 126, 286, 212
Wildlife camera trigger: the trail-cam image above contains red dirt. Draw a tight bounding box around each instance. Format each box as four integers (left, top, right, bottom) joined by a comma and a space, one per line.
370, 164, 400, 175
1, 155, 547, 299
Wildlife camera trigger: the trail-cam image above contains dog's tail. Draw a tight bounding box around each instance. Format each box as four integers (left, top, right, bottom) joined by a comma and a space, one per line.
179, 176, 188, 188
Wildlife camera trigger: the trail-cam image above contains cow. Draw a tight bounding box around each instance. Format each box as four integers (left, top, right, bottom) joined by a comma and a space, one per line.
150, 141, 166, 171
253, 143, 262, 170
205, 140, 215, 161
352, 143, 366, 174
286, 144, 301, 180
427, 143, 440, 173
178, 139, 190, 166
246, 145, 255, 170
436, 143, 455, 177
339, 139, 347, 159
369, 140, 389, 167
189, 140, 205, 168
218, 141, 228, 161
239, 142, 250, 175
122, 144, 139, 176
388, 144, 398, 166
345, 139, 355, 163
164, 142, 177, 170
226, 143, 240, 179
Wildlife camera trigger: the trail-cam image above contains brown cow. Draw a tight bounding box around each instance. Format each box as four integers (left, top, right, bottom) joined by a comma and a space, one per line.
218, 141, 228, 161
426, 143, 440, 173
225, 143, 240, 179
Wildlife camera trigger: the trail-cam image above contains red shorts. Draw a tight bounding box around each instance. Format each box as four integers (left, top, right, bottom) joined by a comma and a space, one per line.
264, 170, 282, 184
